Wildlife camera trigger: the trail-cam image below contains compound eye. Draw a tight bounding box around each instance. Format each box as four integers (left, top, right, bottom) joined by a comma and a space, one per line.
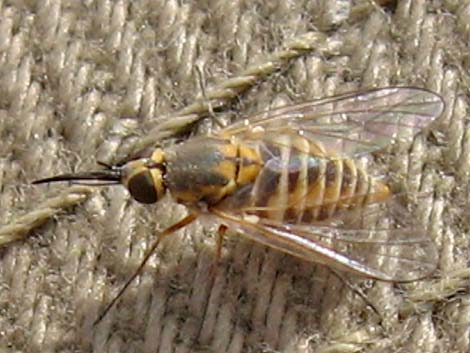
127, 170, 158, 204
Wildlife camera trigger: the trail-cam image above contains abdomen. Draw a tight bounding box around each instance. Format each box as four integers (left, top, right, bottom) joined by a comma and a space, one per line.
223, 133, 390, 223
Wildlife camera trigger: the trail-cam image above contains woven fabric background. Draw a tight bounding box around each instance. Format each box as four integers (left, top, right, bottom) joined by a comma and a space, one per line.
0, 1, 469, 352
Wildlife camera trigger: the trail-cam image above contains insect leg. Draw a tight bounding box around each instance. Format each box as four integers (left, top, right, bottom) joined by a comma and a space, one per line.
93, 212, 198, 326
213, 224, 228, 278
194, 64, 225, 128
196, 224, 228, 343
330, 269, 383, 323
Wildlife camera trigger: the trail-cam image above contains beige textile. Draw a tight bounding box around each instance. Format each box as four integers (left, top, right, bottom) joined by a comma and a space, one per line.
0, 1, 469, 352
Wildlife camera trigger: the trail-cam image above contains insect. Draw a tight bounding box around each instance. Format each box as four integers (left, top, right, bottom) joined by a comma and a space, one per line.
34, 87, 444, 323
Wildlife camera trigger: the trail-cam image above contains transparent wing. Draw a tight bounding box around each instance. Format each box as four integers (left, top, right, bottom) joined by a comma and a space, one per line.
219, 87, 444, 156
211, 198, 438, 282
209, 87, 441, 281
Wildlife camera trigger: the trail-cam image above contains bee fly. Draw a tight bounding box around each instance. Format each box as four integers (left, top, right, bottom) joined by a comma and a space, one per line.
34, 87, 444, 323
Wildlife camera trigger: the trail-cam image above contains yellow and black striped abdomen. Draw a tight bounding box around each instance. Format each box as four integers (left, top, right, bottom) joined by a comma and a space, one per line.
237, 134, 391, 223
